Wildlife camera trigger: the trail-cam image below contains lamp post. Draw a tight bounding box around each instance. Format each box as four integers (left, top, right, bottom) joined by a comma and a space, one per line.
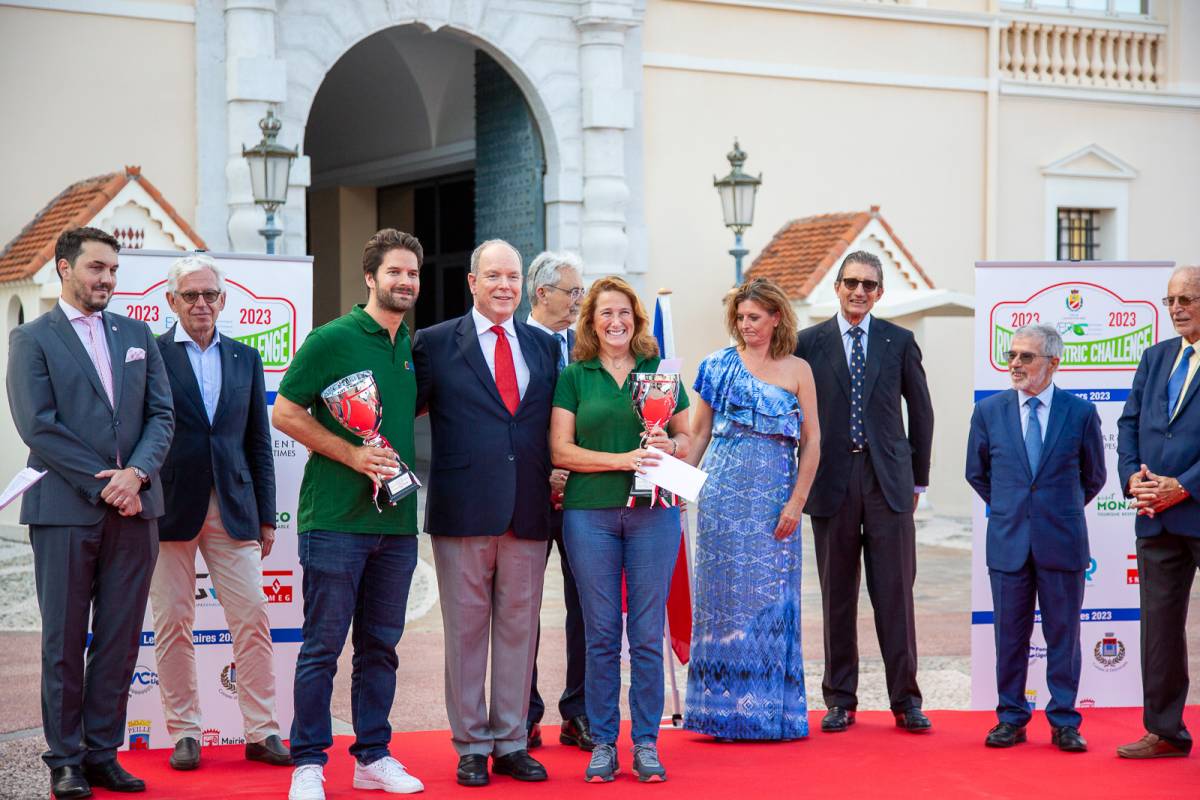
713, 139, 762, 285
242, 108, 297, 254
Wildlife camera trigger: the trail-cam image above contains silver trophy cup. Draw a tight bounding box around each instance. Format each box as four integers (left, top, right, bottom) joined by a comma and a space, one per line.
628, 372, 680, 503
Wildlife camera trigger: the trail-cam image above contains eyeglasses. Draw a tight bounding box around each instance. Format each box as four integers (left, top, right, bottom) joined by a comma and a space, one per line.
839, 278, 880, 293
176, 290, 222, 305
1004, 351, 1052, 364
545, 285, 585, 300
1162, 295, 1197, 308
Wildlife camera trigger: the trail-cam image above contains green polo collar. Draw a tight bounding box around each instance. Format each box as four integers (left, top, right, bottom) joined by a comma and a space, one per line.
351, 304, 409, 338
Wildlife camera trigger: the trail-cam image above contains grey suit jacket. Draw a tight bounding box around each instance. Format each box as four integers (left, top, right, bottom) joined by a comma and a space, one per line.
6, 303, 174, 525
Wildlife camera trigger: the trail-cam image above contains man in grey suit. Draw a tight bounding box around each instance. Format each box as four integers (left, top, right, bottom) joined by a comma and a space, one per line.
6, 227, 174, 798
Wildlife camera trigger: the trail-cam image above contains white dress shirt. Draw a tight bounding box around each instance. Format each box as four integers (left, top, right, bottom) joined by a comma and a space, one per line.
175, 324, 223, 423
472, 306, 530, 398
525, 314, 570, 366
836, 312, 872, 367
58, 297, 112, 371
1017, 381, 1055, 442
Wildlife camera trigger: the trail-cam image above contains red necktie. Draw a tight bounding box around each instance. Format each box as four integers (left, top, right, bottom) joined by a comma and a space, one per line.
491, 325, 520, 415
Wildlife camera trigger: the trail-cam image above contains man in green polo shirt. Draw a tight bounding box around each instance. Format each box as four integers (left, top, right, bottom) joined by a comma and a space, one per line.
273, 229, 425, 800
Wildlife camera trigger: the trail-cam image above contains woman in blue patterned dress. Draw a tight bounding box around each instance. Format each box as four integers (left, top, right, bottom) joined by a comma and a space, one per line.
684, 278, 821, 741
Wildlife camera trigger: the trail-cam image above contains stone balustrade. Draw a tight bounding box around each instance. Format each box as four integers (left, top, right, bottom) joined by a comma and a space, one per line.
999, 16, 1165, 90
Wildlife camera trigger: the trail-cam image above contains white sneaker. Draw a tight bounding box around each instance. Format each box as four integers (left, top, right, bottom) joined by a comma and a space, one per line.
289, 764, 326, 800
354, 755, 425, 793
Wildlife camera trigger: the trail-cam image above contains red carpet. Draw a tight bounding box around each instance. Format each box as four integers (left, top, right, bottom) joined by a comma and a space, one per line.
89, 708, 1198, 799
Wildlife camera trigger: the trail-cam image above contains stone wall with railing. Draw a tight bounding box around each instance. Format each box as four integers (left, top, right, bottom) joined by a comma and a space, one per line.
999, 16, 1166, 90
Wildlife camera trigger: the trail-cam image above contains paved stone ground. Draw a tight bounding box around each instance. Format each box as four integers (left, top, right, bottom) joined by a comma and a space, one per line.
0, 504, 1196, 799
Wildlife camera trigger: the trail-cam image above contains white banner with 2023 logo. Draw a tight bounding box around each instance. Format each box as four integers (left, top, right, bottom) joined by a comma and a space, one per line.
99, 249, 312, 751
971, 261, 1174, 712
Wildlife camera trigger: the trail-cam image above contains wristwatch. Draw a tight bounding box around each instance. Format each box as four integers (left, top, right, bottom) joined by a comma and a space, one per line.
130, 466, 149, 484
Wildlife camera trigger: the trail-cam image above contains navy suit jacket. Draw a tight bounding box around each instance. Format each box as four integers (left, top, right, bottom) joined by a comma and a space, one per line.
966, 386, 1106, 572
794, 315, 934, 515
413, 312, 559, 540
1117, 337, 1200, 538
156, 324, 275, 541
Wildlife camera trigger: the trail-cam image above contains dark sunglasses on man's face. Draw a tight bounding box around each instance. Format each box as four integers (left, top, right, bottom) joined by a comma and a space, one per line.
1004, 351, 1052, 365
839, 278, 880, 293
177, 290, 222, 305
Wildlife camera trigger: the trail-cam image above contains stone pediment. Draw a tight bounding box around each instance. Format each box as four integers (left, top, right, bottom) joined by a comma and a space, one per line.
1041, 144, 1138, 180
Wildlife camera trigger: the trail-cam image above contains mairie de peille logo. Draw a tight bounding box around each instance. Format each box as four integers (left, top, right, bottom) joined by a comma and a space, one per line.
127, 719, 151, 750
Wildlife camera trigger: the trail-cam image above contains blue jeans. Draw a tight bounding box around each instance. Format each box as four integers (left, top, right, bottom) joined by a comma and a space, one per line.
291, 531, 417, 767
564, 507, 681, 745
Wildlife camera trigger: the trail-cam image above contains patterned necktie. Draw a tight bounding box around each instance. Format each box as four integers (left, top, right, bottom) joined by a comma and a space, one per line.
77, 314, 114, 406
1167, 345, 1195, 419
1025, 396, 1043, 473
554, 332, 567, 373
491, 325, 520, 415
848, 326, 866, 448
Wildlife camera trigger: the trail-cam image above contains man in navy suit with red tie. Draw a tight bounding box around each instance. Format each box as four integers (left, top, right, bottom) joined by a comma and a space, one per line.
413, 239, 560, 786
1116, 265, 1200, 759
966, 324, 1105, 752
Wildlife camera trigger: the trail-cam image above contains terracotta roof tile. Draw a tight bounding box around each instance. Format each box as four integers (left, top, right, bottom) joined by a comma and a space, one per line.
745, 205, 934, 299
0, 166, 205, 284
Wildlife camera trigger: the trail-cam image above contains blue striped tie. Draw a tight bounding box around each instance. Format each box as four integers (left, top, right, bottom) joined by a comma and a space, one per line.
554, 332, 567, 373
1025, 397, 1042, 474
1167, 345, 1194, 419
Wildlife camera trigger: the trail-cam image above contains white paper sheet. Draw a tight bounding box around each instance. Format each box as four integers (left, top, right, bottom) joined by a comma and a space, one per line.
0, 467, 46, 510
640, 451, 708, 502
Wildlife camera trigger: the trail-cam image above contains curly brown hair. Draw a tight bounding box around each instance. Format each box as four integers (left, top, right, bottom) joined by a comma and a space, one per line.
725, 277, 799, 360
573, 276, 660, 362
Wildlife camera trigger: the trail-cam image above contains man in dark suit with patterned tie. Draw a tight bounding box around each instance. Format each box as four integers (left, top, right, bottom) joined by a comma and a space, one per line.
793, 250, 935, 735
1116, 264, 1200, 759
522, 250, 593, 753
412, 239, 560, 786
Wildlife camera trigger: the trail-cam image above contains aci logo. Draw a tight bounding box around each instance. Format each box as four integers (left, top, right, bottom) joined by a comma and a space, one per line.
127, 719, 151, 750
218, 662, 238, 699
201, 728, 221, 747
1025, 689, 1038, 712
263, 570, 294, 604
1093, 633, 1129, 672
129, 665, 159, 696
1127, 554, 1139, 584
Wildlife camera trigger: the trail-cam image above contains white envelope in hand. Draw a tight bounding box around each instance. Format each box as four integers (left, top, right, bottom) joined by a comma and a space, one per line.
125, 347, 146, 363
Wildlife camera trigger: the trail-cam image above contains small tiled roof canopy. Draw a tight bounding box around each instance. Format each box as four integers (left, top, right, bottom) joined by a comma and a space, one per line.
0, 166, 205, 283
745, 205, 934, 300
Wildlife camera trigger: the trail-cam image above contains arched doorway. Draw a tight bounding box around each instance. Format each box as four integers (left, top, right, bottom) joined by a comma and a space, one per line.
303, 26, 547, 328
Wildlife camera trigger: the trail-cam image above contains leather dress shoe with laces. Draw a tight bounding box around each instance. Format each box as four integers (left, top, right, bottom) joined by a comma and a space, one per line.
49, 765, 91, 799
894, 708, 932, 733
526, 722, 542, 749
559, 715, 595, 751
985, 722, 1027, 748
83, 759, 145, 792
821, 707, 856, 733
457, 754, 489, 787
492, 750, 548, 782
1117, 733, 1189, 759
169, 737, 200, 771
246, 734, 292, 766
1051, 726, 1087, 752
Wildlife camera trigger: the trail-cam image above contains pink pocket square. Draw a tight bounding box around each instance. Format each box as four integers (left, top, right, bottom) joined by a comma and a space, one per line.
125, 347, 146, 363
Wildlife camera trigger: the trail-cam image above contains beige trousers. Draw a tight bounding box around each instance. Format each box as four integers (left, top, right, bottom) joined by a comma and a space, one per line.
149, 491, 278, 744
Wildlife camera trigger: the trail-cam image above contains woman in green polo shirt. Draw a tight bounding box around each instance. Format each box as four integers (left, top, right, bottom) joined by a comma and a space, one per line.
550, 275, 690, 784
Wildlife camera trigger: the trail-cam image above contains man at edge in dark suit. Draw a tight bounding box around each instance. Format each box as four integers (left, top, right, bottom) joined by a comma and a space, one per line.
793, 250, 934, 735
1116, 264, 1200, 759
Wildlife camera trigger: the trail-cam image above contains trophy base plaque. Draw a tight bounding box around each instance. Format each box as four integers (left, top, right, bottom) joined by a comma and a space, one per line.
381, 464, 421, 504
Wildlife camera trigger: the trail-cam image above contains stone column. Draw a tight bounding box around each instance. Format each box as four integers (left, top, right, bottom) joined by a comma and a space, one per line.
575, 3, 636, 277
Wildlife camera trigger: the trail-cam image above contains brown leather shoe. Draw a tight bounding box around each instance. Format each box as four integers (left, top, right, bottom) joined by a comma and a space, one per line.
1116, 733, 1189, 759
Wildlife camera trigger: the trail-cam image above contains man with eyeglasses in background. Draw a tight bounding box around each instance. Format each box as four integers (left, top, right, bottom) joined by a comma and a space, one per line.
151, 254, 290, 772
1116, 265, 1200, 760
522, 251, 594, 753
794, 250, 935, 736
966, 324, 1105, 752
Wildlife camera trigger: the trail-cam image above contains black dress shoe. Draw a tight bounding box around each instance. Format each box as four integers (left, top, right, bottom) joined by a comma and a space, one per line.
246, 734, 292, 766
1051, 725, 1088, 752
492, 750, 548, 782
527, 722, 543, 749
83, 759, 145, 793
821, 706, 856, 732
50, 765, 91, 799
169, 737, 200, 771
985, 722, 1027, 748
559, 715, 595, 752
894, 708, 932, 733
457, 754, 489, 787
